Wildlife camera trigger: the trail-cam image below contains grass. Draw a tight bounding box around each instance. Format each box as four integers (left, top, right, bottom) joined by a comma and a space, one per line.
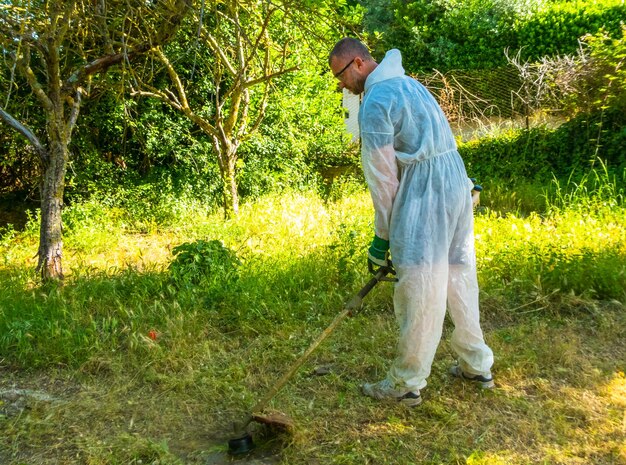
0, 184, 625, 464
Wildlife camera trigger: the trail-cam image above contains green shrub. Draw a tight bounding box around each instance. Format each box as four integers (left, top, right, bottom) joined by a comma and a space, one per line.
460, 127, 554, 181
369, 0, 626, 73
515, 1, 626, 62
0, 223, 16, 249
380, 0, 524, 72
169, 239, 241, 286
583, 25, 626, 112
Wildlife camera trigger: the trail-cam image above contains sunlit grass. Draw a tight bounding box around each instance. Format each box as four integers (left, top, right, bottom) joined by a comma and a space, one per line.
475, 207, 626, 301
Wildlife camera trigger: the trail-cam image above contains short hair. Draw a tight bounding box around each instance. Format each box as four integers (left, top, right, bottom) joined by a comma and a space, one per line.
329, 38, 372, 66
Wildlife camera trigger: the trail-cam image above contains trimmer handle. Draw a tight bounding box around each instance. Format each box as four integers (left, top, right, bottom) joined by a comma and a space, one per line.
363, 265, 396, 294
347, 265, 396, 313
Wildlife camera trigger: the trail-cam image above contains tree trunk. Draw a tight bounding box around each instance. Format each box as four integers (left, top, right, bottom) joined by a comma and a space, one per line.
214, 138, 240, 218
37, 123, 68, 280
224, 155, 239, 217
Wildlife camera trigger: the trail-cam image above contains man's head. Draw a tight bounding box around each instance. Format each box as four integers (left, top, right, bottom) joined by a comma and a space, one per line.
329, 38, 377, 95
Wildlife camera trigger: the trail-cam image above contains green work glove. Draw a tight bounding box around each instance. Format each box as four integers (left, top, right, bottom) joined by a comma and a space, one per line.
368, 235, 390, 269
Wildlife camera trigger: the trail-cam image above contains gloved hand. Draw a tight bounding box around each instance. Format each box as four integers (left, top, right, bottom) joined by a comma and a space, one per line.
470, 177, 482, 208
368, 235, 390, 269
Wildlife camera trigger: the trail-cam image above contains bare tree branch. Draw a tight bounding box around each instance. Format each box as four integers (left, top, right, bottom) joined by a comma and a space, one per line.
203, 31, 238, 76
16, 46, 54, 112
244, 3, 275, 71
245, 66, 299, 88
0, 105, 46, 161
64, 0, 192, 91
244, 80, 270, 140
129, 81, 183, 112
153, 47, 189, 110
66, 88, 82, 136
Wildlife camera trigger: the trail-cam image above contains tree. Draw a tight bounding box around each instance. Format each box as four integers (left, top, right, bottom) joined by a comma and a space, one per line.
130, 0, 335, 217
0, 0, 192, 280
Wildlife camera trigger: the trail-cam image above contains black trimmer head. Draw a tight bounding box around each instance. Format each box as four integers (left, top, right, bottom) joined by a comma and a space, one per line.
227, 412, 294, 455
228, 432, 254, 455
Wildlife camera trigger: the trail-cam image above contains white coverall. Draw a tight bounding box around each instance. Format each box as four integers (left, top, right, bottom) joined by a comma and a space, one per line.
359, 49, 494, 391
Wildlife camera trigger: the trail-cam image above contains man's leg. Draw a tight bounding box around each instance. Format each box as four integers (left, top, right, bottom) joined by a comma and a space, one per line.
447, 263, 493, 376
387, 265, 449, 391
447, 202, 493, 377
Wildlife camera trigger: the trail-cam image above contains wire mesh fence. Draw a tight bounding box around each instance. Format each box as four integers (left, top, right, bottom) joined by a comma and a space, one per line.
419, 66, 524, 122
416, 50, 586, 140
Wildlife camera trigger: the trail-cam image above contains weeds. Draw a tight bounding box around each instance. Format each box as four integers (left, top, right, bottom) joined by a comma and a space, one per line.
169, 239, 241, 287
547, 159, 625, 214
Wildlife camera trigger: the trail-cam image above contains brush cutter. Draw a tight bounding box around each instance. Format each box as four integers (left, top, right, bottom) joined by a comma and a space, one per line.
227, 266, 395, 455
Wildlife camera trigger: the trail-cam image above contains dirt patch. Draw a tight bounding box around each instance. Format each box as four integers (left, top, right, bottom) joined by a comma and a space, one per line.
0, 388, 63, 417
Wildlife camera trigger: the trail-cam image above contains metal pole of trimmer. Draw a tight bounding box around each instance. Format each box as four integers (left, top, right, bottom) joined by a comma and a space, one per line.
231, 266, 394, 440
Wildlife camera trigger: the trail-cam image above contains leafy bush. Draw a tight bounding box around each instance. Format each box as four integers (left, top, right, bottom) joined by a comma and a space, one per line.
0, 223, 16, 250
169, 239, 241, 287
378, 0, 523, 71
237, 122, 315, 200
460, 126, 555, 181
69, 92, 224, 207
367, 0, 626, 73
0, 133, 39, 194
238, 67, 355, 199
581, 25, 626, 112
515, 1, 626, 62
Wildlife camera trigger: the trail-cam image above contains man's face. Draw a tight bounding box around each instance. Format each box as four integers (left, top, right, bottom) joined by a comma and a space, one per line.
330, 55, 366, 95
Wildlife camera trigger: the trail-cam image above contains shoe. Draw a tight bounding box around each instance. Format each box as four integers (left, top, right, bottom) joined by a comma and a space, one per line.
361, 379, 422, 407
449, 365, 495, 389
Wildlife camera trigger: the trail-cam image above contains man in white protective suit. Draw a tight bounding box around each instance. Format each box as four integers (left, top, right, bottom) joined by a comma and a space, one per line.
329, 38, 494, 406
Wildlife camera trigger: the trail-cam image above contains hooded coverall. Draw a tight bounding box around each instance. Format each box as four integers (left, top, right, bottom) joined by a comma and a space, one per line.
359, 49, 494, 391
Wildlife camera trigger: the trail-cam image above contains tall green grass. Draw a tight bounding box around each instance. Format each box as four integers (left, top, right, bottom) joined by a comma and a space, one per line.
474, 165, 625, 302
546, 159, 625, 214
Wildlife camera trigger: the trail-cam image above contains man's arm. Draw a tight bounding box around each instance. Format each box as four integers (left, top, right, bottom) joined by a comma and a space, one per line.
361, 143, 398, 240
